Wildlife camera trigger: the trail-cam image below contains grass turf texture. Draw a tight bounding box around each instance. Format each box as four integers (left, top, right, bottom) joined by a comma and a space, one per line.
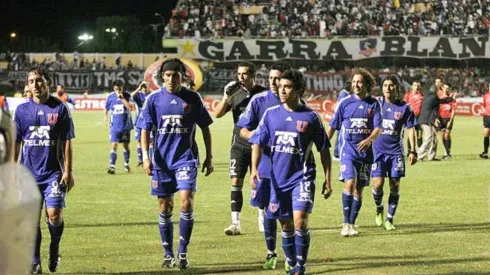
37, 112, 490, 274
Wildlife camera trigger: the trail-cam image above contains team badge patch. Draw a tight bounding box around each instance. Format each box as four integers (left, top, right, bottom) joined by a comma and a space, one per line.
152, 180, 159, 189
296, 121, 308, 132
47, 113, 58, 125
394, 112, 402, 120
268, 202, 278, 213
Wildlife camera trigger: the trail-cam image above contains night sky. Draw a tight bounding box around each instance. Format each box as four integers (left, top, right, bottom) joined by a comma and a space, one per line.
1, 0, 179, 51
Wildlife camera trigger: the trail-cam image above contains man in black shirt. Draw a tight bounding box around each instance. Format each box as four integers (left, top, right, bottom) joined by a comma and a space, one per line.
417, 84, 454, 161
215, 62, 267, 235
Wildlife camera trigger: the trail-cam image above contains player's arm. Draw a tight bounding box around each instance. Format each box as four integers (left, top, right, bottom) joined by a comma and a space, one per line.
448, 106, 456, 128
319, 147, 332, 199
250, 144, 263, 189
130, 82, 144, 98
141, 129, 152, 175
119, 93, 133, 111
326, 127, 336, 140
240, 128, 254, 140
200, 126, 214, 176
215, 81, 241, 118
62, 139, 74, 192
358, 103, 382, 152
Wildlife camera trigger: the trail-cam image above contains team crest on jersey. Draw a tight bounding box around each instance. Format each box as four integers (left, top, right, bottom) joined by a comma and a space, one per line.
152, 180, 159, 189
394, 112, 402, 120
268, 202, 278, 213
296, 121, 308, 132
47, 113, 58, 125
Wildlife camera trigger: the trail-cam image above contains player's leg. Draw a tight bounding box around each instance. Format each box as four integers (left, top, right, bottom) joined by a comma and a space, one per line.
152, 170, 178, 268
31, 185, 45, 274
108, 131, 118, 174
481, 125, 490, 159
385, 178, 401, 230
252, 178, 277, 269
44, 179, 67, 273
371, 160, 386, 227
225, 148, 248, 235
340, 159, 356, 236
176, 166, 198, 270
417, 124, 432, 160
349, 162, 370, 234
427, 125, 438, 161
158, 196, 176, 268
292, 180, 315, 275
122, 139, 131, 173
135, 127, 143, 167
443, 128, 452, 159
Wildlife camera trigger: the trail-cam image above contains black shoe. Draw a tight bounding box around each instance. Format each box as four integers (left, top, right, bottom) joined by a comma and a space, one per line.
430, 158, 441, 161
161, 255, 176, 268
31, 263, 42, 274
178, 253, 189, 270
137, 162, 143, 167
107, 167, 115, 174
48, 255, 60, 272
480, 153, 488, 159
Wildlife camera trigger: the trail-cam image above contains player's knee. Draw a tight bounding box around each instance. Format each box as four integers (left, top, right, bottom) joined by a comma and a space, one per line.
280, 220, 294, 231
112, 143, 118, 150
158, 198, 174, 213
47, 214, 63, 225
293, 217, 308, 230
231, 177, 243, 186
180, 198, 194, 211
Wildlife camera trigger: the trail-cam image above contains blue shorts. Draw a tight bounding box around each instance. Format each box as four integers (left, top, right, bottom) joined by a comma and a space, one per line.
371, 154, 405, 179
151, 166, 198, 197
339, 159, 371, 186
110, 130, 131, 143
250, 178, 271, 208
38, 177, 66, 209
266, 181, 316, 220
134, 127, 142, 142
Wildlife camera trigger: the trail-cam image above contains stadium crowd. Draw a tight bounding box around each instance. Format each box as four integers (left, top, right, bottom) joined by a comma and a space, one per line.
166, 0, 490, 38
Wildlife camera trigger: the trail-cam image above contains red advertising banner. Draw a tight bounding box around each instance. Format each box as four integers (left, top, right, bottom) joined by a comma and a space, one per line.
74, 98, 107, 110
454, 102, 484, 116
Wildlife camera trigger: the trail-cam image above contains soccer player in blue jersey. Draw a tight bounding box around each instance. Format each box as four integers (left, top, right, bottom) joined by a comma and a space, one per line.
250, 70, 332, 275
14, 68, 75, 274
237, 62, 290, 269
214, 62, 267, 235
327, 68, 382, 237
105, 80, 133, 174
372, 75, 417, 230
131, 81, 151, 167
137, 58, 214, 270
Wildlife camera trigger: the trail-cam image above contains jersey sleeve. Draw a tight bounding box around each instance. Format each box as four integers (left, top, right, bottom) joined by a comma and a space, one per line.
312, 112, 331, 151
136, 96, 154, 130
372, 101, 382, 128
105, 96, 111, 111
60, 104, 75, 140
329, 101, 343, 130
249, 111, 271, 147
195, 94, 213, 128
13, 108, 22, 142
236, 98, 259, 130
404, 105, 415, 129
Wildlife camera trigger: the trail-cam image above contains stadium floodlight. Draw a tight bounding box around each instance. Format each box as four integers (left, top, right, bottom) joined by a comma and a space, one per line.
111, 28, 117, 33
78, 33, 94, 41
10, 32, 16, 38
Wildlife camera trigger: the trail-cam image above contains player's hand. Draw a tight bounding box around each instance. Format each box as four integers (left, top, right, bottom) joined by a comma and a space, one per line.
408, 152, 417, 165
201, 157, 214, 177
321, 180, 333, 200
61, 171, 75, 193
143, 159, 153, 176
250, 170, 260, 190
223, 81, 241, 98
357, 138, 373, 152
433, 118, 440, 128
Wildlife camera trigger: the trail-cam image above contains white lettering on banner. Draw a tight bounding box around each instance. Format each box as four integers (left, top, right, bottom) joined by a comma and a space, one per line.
178, 36, 490, 61
74, 99, 107, 110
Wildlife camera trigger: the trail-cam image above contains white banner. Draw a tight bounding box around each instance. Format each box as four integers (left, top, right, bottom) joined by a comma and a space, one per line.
177, 36, 490, 62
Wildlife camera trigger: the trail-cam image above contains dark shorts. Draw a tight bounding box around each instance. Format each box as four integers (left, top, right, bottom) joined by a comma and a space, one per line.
484, 116, 490, 129
110, 130, 131, 143
229, 146, 251, 179
266, 181, 316, 220
371, 154, 405, 179
438, 118, 452, 131
151, 166, 198, 197
250, 178, 271, 208
38, 176, 66, 209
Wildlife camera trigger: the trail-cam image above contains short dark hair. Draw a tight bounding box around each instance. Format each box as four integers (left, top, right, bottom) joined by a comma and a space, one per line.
444, 83, 451, 88
344, 80, 352, 91
112, 80, 124, 87
27, 67, 52, 87
270, 62, 291, 73
280, 70, 305, 92
159, 58, 186, 76
352, 68, 376, 92
238, 62, 256, 76
382, 74, 400, 88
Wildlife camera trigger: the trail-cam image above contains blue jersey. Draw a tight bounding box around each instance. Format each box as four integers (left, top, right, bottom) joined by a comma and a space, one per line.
14, 97, 75, 183
132, 91, 151, 127
105, 91, 133, 132
329, 94, 382, 163
250, 104, 330, 192
136, 87, 213, 170
374, 98, 415, 157
237, 90, 281, 178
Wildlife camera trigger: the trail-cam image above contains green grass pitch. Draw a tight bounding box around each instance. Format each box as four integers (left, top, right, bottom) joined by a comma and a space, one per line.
37, 112, 490, 274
